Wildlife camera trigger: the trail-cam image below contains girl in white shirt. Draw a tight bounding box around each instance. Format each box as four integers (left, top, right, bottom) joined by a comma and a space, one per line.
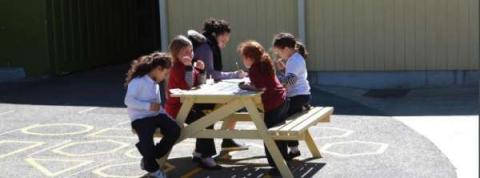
272, 33, 312, 160
124, 52, 179, 178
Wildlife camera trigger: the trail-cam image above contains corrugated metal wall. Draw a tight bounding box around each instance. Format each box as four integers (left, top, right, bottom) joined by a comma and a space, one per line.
166, 0, 479, 71
306, 0, 479, 71
166, 0, 298, 70
1, 0, 161, 76
46, 0, 161, 75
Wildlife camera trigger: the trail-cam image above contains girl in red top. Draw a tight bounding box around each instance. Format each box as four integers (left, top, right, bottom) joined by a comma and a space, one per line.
237, 40, 289, 175
164, 35, 222, 170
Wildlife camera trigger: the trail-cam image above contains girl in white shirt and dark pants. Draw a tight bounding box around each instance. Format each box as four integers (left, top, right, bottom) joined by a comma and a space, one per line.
124, 52, 180, 178
272, 33, 312, 160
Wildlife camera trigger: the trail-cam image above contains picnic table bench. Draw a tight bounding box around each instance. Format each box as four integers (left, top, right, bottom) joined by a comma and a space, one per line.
135, 79, 334, 178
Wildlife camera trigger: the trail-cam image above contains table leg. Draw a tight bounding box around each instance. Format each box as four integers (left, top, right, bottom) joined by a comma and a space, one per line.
241, 98, 294, 178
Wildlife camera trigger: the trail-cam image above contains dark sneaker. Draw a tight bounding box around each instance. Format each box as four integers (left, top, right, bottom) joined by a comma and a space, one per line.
221, 139, 249, 151
286, 151, 301, 161
192, 156, 201, 163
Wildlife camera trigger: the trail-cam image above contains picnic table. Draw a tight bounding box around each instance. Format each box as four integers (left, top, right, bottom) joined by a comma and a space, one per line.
159, 79, 333, 178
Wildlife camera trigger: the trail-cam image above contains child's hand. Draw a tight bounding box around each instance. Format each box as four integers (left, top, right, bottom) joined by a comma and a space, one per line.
239, 82, 262, 91
275, 60, 286, 70
236, 70, 247, 78
194, 60, 205, 70
150, 103, 161, 112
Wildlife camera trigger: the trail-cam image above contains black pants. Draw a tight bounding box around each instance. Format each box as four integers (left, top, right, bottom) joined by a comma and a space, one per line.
185, 104, 217, 157
132, 113, 181, 172
264, 100, 289, 168
287, 95, 311, 147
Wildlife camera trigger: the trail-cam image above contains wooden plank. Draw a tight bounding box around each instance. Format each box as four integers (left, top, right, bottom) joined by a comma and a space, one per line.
179, 99, 245, 140
269, 107, 324, 131
176, 97, 194, 126
304, 131, 322, 158
242, 98, 293, 178
290, 107, 334, 132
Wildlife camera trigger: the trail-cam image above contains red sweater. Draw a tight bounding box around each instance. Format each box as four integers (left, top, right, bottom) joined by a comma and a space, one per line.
248, 61, 286, 112
165, 61, 203, 118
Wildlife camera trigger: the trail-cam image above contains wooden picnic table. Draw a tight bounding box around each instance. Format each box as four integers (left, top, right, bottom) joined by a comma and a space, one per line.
168, 79, 295, 178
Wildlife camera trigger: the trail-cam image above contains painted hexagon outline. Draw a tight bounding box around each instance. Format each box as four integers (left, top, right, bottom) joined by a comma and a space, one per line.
52, 139, 129, 157
311, 126, 354, 139
321, 140, 389, 157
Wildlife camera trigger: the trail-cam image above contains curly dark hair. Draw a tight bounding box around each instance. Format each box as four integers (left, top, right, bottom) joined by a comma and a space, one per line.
203, 18, 231, 36
124, 52, 172, 87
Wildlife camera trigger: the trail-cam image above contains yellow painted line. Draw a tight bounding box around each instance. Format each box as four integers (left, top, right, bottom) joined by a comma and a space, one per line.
21, 123, 94, 136
25, 158, 93, 177
180, 167, 203, 178
0, 140, 44, 159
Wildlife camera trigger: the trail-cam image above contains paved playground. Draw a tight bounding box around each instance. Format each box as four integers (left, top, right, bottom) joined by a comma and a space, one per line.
0, 64, 476, 178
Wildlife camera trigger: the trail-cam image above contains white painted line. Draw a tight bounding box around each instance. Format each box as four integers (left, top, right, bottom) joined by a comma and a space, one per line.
92, 162, 145, 178
27, 140, 72, 157
0, 128, 20, 136
0, 140, 44, 159
0, 110, 15, 116
21, 123, 94, 136
78, 107, 98, 114
87, 128, 136, 139
52, 139, 129, 157
311, 127, 354, 140
25, 157, 93, 177
320, 140, 389, 157
64, 160, 114, 178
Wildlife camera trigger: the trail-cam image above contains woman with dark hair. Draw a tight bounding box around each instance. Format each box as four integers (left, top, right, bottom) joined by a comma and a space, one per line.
188, 18, 248, 153
272, 32, 312, 160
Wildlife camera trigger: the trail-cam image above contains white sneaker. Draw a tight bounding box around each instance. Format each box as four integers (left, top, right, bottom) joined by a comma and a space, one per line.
148, 169, 167, 178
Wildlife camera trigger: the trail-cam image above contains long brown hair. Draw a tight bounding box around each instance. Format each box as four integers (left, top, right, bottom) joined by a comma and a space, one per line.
169, 35, 192, 63
124, 52, 172, 87
272, 32, 308, 59
237, 40, 275, 76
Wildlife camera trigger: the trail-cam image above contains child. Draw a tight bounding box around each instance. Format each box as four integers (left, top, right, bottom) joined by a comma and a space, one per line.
164, 35, 222, 170
272, 33, 312, 160
124, 52, 180, 178
237, 40, 289, 176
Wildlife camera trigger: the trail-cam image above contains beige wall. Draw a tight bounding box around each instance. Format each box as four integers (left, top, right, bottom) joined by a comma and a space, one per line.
166, 0, 479, 71
166, 0, 298, 70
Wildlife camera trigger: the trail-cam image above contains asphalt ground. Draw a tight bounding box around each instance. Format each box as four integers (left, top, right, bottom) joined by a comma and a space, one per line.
0, 64, 461, 178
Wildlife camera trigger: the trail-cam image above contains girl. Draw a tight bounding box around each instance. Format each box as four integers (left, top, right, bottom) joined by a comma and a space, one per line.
237, 40, 289, 176
164, 35, 222, 170
124, 52, 180, 178
272, 33, 312, 160
190, 18, 248, 152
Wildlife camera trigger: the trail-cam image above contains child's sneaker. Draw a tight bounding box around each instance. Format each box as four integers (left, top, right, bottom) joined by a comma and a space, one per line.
148, 169, 167, 178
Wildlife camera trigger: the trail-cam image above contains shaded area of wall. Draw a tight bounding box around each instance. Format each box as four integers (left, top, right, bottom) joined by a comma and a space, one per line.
0, 0, 161, 78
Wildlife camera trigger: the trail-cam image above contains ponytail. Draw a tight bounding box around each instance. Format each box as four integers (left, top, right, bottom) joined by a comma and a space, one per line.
295, 41, 308, 59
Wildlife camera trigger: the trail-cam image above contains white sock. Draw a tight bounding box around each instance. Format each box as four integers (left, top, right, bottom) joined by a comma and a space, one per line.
289, 146, 299, 153
201, 157, 218, 167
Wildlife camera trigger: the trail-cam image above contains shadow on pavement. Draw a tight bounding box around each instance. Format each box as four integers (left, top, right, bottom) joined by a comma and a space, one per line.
165, 157, 326, 178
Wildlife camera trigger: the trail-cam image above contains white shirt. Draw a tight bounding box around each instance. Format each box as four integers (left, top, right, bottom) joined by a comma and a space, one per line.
124, 75, 165, 121
285, 52, 311, 97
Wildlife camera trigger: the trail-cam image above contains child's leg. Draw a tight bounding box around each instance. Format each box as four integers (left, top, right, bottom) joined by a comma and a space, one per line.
153, 114, 181, 158
286, 95, 311, 148
132, 118, 160, 172
263, 101, 289, 167
185, 106, 217, 157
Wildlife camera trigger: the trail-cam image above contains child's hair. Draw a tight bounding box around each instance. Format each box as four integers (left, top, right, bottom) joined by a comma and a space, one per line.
203, 18, 231, 36
124, 52, 172, 86
237, 40, 275, 76
272, 33, 308, 59
169, 35, 193, 62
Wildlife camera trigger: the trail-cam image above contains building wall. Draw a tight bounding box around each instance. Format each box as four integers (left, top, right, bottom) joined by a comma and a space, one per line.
166, 0, 480, 71
306, 0, 479, 71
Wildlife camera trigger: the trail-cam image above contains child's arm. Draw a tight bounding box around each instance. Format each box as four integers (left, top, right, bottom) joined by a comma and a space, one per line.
239, 82, 264, 91
124, 80, 153, 111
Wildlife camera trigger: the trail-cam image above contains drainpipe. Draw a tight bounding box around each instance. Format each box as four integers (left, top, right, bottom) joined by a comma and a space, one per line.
159, 0, 168, 51
298, 0, 306, 45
